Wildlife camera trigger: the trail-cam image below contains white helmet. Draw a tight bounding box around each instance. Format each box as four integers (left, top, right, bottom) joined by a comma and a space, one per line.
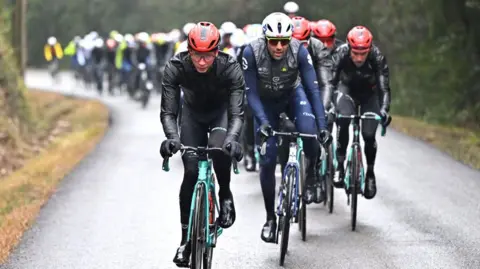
124, 34, 134, 43
47, 36, 57, 45
245, 23, 264, 42
137, 32, 150, 43
94, 38, 104, 48
89, 31, 99, 39
230, 29, 247, 47
283, 1, 299, 13
114, 33, 123, 43
220, 21, 237, 35
169, 29, 181, 42
182, 23, 196, 36
262, 12, 293, 38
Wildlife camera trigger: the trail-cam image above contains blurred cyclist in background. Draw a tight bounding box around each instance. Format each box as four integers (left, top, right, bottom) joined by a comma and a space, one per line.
283, 1, 299, 18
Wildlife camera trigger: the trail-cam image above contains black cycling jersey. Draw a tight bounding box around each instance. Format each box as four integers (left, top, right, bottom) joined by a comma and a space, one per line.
160, 51, 245, 142
330, 43, 391, 112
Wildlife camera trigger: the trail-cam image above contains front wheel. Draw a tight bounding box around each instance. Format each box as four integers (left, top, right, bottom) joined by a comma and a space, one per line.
203, 179, 216, 269
190, 184, 206, 269
327, 145, 335, 213
298, 152, 306, 241
350, 146, 360, 231
279, 168, 294, 266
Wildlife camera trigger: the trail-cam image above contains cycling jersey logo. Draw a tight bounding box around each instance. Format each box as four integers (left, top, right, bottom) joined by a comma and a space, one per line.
302, 112, 315, 118
281, 67, 287, 72
272, 76, 280, 82
242, 57, 248, 70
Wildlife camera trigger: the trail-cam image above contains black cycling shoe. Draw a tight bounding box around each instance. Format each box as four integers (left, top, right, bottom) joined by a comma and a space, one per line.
218, 191, 236, 228
313, 183, 325, 204
303, 185, 316, 204
173, 243, 191, 268
364, 168, 377, 199
244, 155, 257, 172
333, 165, 345, 188
261, 218, 277, 243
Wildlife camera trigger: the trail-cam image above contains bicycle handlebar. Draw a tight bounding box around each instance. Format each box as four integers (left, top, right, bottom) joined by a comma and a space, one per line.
336, 112, 388, 136
161, 145, 239, 174
260, 130, 318, 156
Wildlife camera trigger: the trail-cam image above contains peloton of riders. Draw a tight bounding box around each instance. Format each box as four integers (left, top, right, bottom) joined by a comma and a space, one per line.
44, 4, 393, 265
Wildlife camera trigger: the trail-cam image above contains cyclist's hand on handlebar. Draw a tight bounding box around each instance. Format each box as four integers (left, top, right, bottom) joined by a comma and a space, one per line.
259, 123, 273, 140
380, 108, 392, 127
223, 141, 244, 161
159, 139, 181, 158
318, 129, 332, 145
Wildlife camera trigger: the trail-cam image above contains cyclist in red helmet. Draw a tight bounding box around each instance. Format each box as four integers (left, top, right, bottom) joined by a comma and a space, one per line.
311, 19, 344, 159
279, 16, 333, 204
159, 21, 245, 267
330, 26, 392, 200
312, 19, 344, 51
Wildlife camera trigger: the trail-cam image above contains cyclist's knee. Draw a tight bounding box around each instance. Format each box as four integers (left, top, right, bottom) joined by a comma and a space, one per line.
259, 139, 278, 167
182, 153, 199, 180
208, 127, 227, 148
336, 118, 350, 130
362, 131, 376, 144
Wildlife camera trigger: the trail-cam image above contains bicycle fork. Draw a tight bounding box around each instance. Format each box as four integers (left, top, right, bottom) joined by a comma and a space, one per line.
344, 143, 366, 204
276, 165, 300, 220
186, 181, 222, 248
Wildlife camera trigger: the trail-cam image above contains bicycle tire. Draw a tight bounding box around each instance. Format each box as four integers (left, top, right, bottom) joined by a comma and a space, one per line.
203, 181, 216, 269
350, 146, 360, 231
298, 151, 307, 241
279, 168, 294, 266
190, 184, 206, 269
327, 145, 335, 214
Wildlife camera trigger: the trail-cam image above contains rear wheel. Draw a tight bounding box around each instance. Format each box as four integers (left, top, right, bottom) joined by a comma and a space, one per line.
279, 168, 294, 266
190, 184, 206, 269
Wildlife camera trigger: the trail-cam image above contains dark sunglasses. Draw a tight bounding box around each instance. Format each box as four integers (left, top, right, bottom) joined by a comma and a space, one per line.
266, 37, 291, 46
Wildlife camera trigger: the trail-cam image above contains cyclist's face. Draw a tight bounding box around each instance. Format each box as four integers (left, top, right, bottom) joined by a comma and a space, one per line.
350, 49, 369, 67
318, 37, 334, 49
267, 38, 290, 60
189, 49, 218, 73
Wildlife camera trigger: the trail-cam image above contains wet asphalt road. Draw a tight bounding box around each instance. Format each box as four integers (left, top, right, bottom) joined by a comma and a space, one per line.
1, 70, 480, 269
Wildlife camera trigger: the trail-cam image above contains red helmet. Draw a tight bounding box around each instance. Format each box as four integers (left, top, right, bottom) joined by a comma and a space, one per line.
188, 22, 221, 52
347, 26, 373, 52
313, 19, 336, 38
291, 16, 311, 40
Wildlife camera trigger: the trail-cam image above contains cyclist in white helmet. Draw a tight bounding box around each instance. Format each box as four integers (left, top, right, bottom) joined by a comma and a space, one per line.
219, 21, 237, 52
283, 1, 299, 18
244, 23, 264, 44
175, 23, 195, 55
242, 12, 331, 243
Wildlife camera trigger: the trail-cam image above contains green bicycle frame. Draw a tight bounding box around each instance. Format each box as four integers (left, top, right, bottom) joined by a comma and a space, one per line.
186, 160, 222, 246
344, 129, 365, 191
296, 137, 303, 160
320, 142, 338, 176
342, 113, 385, 191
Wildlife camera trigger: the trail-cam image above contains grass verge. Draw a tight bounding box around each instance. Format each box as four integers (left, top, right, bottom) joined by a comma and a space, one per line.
391, 115, 480, 169
0, 90, 109, 263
